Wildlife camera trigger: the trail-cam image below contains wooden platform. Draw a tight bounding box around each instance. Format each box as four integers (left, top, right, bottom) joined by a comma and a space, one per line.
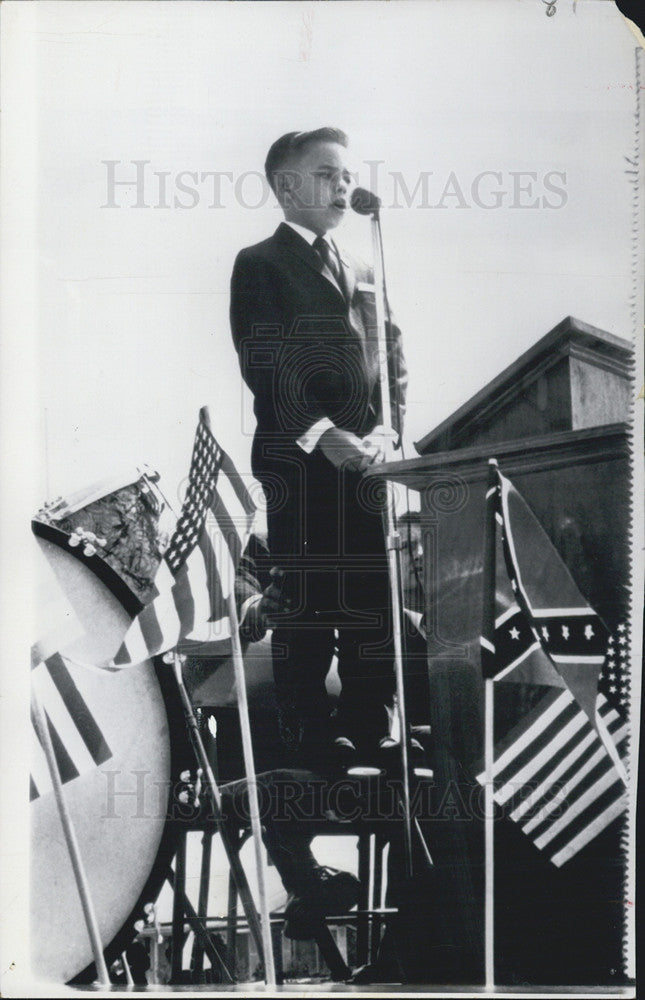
76, 982, 636, 996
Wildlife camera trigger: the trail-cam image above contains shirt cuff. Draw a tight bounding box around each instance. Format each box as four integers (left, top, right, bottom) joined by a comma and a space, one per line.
365, 424, 399, 443
296, 417, 335, 454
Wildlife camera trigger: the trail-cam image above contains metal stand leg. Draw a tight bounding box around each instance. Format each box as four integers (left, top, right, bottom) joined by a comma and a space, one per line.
171, 658, 270, 971
190, 829, 213, 978
370, 834, 386, 964
170, 832, 187, 983
271, 920, 284, 985
226, 869, 239, 977
356, 833, 371, 967
166, 863, 234, 983
312, 920, 351, 982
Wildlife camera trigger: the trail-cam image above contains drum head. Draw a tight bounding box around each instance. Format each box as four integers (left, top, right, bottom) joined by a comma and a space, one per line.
31, 538, 186, 983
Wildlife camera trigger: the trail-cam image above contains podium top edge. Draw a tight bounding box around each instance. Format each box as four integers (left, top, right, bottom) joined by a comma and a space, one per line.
415, 317, 633, 455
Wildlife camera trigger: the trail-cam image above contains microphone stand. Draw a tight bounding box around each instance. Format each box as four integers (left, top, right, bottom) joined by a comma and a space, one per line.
368, 207, 414, 879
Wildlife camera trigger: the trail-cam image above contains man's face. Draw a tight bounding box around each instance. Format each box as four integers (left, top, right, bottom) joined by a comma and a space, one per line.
281, 140, 355, 235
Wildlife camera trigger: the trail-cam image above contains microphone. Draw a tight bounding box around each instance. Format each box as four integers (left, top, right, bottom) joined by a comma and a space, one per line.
350, 187, 381, 216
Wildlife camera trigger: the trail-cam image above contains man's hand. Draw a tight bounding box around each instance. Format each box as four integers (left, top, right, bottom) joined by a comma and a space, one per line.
318, 426, 381, 472
257, 567, 291, 627
241, 568, 291, 641
360, 424, 398, 465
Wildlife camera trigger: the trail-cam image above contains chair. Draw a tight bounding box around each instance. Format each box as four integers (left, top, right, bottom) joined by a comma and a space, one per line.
166, 750, 432, 984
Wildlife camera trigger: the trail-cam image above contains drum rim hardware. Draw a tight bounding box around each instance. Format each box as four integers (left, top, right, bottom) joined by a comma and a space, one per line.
32, 467, 171, 617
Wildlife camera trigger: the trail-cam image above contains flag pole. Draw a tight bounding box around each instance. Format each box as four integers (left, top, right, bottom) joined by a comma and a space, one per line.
482, 458, 499, 990
370, 209, 413, 877
30, 680, 110, 986
121, 952, 134, 986
484, 677, 494, 989
226, 591, 277, 987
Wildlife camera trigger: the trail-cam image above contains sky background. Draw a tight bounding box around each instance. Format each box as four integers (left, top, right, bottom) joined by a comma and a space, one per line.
1, 0, 641, 981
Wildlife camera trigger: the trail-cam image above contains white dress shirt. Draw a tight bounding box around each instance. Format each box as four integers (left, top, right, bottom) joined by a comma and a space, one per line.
284, 221, 337, 453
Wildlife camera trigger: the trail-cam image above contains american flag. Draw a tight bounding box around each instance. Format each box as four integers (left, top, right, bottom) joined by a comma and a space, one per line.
113, 408, 256, 668
30, 651, 112, 800
477, 630, 629, 867
477, 465, 629, 867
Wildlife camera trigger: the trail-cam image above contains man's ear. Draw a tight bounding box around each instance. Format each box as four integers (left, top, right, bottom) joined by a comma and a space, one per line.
276, 168, 301, 206
274, 170, 292, 205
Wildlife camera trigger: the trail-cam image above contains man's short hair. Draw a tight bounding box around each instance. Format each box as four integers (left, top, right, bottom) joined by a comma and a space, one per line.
265, 128, 348, 194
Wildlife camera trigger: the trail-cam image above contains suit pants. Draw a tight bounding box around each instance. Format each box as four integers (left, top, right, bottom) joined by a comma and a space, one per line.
257, 447, 395, 756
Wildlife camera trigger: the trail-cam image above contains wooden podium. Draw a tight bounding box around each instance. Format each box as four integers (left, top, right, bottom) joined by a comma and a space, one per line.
369, 317, 633, 985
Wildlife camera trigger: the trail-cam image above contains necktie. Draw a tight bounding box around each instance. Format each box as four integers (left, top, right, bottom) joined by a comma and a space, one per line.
313, 235, 342, 285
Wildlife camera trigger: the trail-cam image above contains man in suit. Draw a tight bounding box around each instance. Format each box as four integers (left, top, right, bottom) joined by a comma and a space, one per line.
230, 128, 407, 768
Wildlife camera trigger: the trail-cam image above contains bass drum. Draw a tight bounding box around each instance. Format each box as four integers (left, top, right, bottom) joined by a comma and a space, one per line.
31, 474, 188, 984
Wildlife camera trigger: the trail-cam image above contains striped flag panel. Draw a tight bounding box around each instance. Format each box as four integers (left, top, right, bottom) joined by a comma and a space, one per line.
110, 409, 255, 668
30, 654, 112, 801
477, 687, 628, 867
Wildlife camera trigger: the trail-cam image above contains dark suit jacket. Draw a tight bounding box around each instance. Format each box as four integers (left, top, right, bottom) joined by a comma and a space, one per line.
230, 222, 407, 479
